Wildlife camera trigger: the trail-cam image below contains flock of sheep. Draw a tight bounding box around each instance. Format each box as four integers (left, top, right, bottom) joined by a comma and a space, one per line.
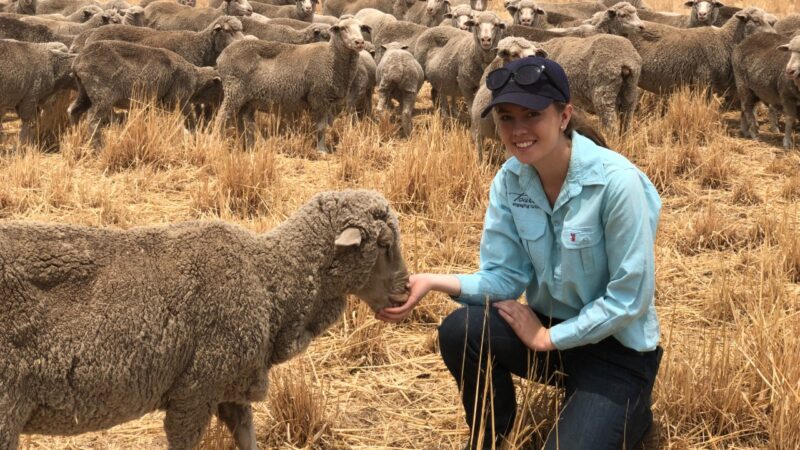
2, 0, 800, 157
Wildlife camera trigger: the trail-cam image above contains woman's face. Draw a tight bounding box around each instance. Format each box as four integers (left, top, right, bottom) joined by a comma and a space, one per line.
495, 102, 572, 167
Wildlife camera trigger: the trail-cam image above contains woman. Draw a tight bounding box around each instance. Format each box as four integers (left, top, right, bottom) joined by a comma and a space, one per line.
377, 56, 663, 450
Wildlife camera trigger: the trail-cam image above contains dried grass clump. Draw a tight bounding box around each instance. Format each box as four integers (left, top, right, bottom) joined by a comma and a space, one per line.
338, 299, 391, 366
781, 175, 800, 201
679, 205, 746, 254
732, 179, 762, 205
698, 146, 734, 189
333, 115, 394, 185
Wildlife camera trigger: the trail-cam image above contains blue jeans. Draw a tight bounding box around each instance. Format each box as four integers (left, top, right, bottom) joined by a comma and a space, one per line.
438, 306, 662, 450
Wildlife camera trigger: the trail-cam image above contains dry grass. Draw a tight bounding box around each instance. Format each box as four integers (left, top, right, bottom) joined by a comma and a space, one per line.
2, 1, 800, 449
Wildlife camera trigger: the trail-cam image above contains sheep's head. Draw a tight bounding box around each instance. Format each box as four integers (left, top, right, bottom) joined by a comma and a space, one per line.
734, 7, 774, 39
307, 23, 331, 42
98, 10, 123, 25
319, 190, 410, 313
179, 0, 196, 6
778, 36, 800, 83
495, 36, 546, 63
444, 4, 474, 30
225, 0, 253, 17
76, 5, 104, 22
468, 11, 505, 51
122, 6, 145, 26
211, 16, 245, 54
191, 67, 223, 105
685, 0, 721, 26
602, 2, 644, 36
507, 0, 544, 28
295, 0, 316, 16
421, 0, 449, 17
471, 0, 485, 12
331, 17, 369, 52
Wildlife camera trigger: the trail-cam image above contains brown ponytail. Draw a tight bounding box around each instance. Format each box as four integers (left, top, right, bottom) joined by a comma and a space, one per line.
554, 102, 608, 148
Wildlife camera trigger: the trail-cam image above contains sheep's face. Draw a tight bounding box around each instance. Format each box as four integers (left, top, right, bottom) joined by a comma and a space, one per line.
469, 12, 505, 51
444, 6, 474, 30
179, 0, 196, 6
77, 5, 103, 22
296, 0, 315, 15
606, 3, 644, 35
424, 0, 448, 17
735, 8, 774, 38
508, 1, 544, 28
331, 18, 368, 52
503, 0, 518, 10
213, 17, 245, 54
123, 6, 145, 26
226, 0, 253, 17
779, 37, 800, 82
685, 0, 720, 25
471, 0, 485, 12
309, 23, 331, 42
99, 11, 123, 25
496, 36, 547, 63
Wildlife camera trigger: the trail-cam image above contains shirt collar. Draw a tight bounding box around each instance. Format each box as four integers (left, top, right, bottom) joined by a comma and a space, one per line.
504, 131, 607, 187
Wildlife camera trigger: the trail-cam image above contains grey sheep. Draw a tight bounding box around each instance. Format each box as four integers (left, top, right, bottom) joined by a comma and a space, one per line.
324, 0, 415, 19
0, 16, 73, 45
0, 189, 410, 450
371, 18, 426, 49
0, 39, 74, 146
470, 36, 547, 161
354, 7, 397, 37
636, 0, 725, 28
68, 40, 222, 147
411, 24, 464, 71
122, 5, 145, 25
241, 16, 329, 43
32, 5, 105, 22
541, 32, 641, 133
20, 10, 121, 35
404, 0, 451, 27
775, 14, 800, 37
506, 0, 549, 28
75, 16, 243, 65
144, 0, 252, 32
732, 31, 798, 149
616, 6, 775, 97
347, 45, 377, 117
245, 0, 315, 22
375, 41, 424, 136
422, 11, 505, 116
214, 17, 370, 152
438, 3, 473, 30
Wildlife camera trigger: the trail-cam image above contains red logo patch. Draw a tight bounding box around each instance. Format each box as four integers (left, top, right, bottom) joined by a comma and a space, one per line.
570, 233, 576, 242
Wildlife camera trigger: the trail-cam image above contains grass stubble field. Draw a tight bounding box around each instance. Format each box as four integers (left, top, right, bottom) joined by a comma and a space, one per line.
1, 0, 799, 448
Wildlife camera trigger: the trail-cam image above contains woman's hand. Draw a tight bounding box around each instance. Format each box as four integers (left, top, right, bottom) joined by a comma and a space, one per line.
493, 300, 555, 352
375, 273, 434, 323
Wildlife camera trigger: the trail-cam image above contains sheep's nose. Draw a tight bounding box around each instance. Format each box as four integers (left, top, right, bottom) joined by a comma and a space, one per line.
638, 24, 645, 31
787, 68, 798, 78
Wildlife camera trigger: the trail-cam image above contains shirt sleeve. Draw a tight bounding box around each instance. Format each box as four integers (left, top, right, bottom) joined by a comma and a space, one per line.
548, 168, 660, 350
453, 170, 535, 305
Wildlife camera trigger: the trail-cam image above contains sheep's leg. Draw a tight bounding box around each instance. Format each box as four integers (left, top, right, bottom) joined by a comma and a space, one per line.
240, 104, 257, 150
617, 82, 639, 134
767, 105, 781, 133
163, 401, 214, 450
86, 103, 112, 149
312, 109, 331, 153
16, 101, 38, 148
400, 91, 415, 137
0, 393, 32, 450
217, 402, 257, 450
375, 88, 390, 113
592, 86, 619, 135
68, 79, 91, 125
738, 87, 759, 139
782, 100, 797, 150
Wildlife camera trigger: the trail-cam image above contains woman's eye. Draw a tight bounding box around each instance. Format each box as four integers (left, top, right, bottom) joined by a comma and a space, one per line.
498, 114, 512, 121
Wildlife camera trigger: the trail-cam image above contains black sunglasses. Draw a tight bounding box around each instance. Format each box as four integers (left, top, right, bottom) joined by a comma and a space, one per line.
486, 64, 568, 100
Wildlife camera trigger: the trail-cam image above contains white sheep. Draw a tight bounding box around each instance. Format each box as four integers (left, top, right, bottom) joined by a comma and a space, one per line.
375, 41, 424, 136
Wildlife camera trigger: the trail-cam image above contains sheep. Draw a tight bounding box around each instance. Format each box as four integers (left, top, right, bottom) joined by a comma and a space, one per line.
404, 0, 451, 27
375, 41, 423, 136
0, 16, 73, 45
76, 16, 243, 66
0, 0, 34, 14
347, 45, 377, 117
68, 40, 222, 147
422, 11, 505, 116
616, 6, 775, 97
19, 10, 121, 35
34, 0, 113, 15
245, 0, 315, 22
636, 0, 724, 28
0, 39, 75, 146
411, 24, 465, 70
354, 7, 397, 36
214, 17, 370, 152
32, 5, 105, 23
506, 0, 548, 28
144, 0, 253, 32
732, 32, 799, 149
241, 16, 329, 43
0, 189, 410, 450
540, 33, 641, 134
371, 18, 426, 49
122, 5, 145, 25
540, 3, 646, 38
775, 14, 800, 37
139, 0, 195, 8
325, 0, 414, 19
439, 3, 473, 30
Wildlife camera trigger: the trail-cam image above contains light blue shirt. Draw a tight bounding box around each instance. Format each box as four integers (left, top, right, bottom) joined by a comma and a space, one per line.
455, 132, 662, 352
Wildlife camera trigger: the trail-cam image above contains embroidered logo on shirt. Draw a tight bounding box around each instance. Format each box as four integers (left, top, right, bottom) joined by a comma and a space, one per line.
570, 232, 576, 242
510, 192, 540, 209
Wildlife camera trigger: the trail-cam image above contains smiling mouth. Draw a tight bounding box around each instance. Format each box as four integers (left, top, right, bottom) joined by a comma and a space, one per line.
514, 140, 536, 150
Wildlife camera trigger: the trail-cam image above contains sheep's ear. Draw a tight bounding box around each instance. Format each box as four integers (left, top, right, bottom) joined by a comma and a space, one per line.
683, 0, 694, 7
713, 0, 724, 6
361, 24, 372, 34
444, 11, 454, 18
535, 48, 548, 57
214, 23, 223, 30
734, 11, 748, 21
330, 24, 341, 32
84, 9, 93, 18
496, 21, 506, 29
777, 44, 790, 52
464, 18, 476, 27
498, 48, 509, 58
765, 13, 778, 26
401, 44, 409, 50
213, 76, 222, 83
606, 8, 617, 18
506, 5, 517, 14
335, 227, 362, 247
534, 7, 544, 15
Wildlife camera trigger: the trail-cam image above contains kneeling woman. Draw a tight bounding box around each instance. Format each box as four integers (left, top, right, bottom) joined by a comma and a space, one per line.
378, 56, 663, 450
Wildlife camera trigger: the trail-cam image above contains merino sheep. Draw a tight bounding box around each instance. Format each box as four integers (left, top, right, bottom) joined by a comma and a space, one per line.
0, 189, 409, 450
636, 0, 724, 28
354, 7, 397, 36
775, 14, 800, 37
347, 45, 377, 117
0, 0, 34, 14
470, 36, 545, 161
375, 41, 424, 136
605, 4, 774, 97
325, 0, 414, 19
404, 0, 451, 27
371, 18, 426, 49
241, 17, 329, 43
122, 5, 145, 25
0, 16, 73, 45
68, 40, 221, 147
144, 0, 252, 32
0, 39, 74, 146
34, 0, 114, 14
214, 17, 370, 152
506, 0, 548, 28
77, 16, 243, 66
20, 10, 121, 35
139, 0, 195, 7
439, 3, 473, 30
422, 11, 505, 116
245, 0, 316, 22
733, 32, 799, 149
31, 5, 103, 22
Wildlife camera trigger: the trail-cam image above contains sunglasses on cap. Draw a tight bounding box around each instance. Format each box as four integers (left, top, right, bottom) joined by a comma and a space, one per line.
486, 64, 569, 100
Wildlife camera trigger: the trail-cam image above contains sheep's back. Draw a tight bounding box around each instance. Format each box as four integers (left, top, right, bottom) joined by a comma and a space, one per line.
0, 40, 57, 109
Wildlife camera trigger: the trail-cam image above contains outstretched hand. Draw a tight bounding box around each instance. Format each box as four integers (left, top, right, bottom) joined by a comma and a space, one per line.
493, 300, 555, 352
375, 274, 434, 324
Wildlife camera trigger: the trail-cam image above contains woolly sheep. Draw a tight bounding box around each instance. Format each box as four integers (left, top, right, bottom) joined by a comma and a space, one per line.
214, 17, 370, 152
347, 45, 378, 117
0, 39, 74, 146
439, 3, 473, 30
241, 17, 330, 43
0, 189, 410, 450
246, 0, 316, 22
0, 0, 34, 14
354, 7, 397, 37
20, 10, 121, 35
371, 18, 426, 49
139, 0, 195, 8
422, 11, 505, 117
76, 16, 244, 65
636, 0, 724, 28
775, 14, 800, 37
326, 0, 415, 19
0, 16, 73, 45
32, 5, 104, 22
376, 41, 424, 136
34, 0, 117, 15
506, 0, 548, 28
144, 0, 253, 32
68, 40, 222, 147
404, 0, 451, 27
733, 32, 798, 149
470, 36, 546, 161
122, 5, 146, 25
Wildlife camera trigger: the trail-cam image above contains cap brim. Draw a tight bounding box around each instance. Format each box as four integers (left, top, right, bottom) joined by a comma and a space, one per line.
480, 93, 554, 118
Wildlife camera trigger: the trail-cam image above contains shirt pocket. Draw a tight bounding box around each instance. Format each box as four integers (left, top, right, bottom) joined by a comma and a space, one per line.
561, 225, 603, 276
514, 214, 549, 276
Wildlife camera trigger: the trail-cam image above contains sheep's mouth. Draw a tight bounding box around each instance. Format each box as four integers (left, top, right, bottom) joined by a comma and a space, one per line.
388, 292, 409, 307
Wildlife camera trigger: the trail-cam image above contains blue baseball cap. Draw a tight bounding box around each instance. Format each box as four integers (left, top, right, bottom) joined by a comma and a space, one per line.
480, 56, 570, 118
